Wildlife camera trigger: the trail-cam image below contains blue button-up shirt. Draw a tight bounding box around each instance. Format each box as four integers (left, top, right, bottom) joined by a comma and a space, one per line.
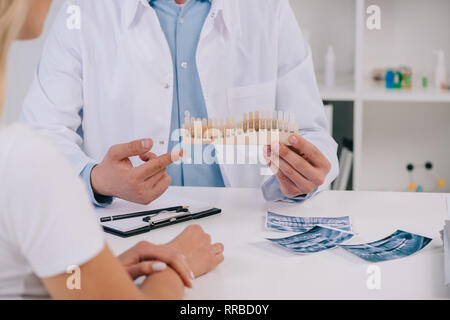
80, 0, 312, 206
150, 0, 225, 188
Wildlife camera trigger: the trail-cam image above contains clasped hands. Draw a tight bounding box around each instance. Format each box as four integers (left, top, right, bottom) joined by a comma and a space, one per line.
118, 225, 224, 288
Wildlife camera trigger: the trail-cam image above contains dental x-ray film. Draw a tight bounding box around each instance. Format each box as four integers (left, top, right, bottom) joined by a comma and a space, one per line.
339, 230, 432, 263
265, 211, 352, 233
267, 226, 354, 254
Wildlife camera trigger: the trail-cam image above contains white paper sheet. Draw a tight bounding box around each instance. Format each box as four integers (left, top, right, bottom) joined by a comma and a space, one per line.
101, 216, 149, 233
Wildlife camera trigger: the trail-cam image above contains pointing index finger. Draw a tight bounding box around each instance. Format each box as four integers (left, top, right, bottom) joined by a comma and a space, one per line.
135, 150, 184, 180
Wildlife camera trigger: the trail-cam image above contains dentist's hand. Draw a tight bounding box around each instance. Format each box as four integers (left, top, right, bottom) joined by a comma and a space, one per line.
91, 139, 184, 204
263, 134, 331, 198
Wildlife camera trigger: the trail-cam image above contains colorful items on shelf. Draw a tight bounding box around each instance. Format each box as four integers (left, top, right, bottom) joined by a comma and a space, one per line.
372, 67, 414, 90
406, 162, 446, 192
422, 76, 428, 89
441, 83, 450, 91
372, 50, 450, 91
385, 70, 395, 89
385, 67, 412, 90
401, 68, 412, 89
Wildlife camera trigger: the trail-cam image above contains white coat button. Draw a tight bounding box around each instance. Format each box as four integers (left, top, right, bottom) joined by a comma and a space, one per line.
210, 12, 215, 18
164, 83, 170, 89
181, 62, 188, 69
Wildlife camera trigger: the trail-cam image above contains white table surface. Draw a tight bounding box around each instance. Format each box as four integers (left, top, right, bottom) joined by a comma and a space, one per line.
99, 187, 450, 300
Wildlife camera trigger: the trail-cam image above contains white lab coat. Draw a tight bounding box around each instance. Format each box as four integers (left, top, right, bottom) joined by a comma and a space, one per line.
22, 0, 338, 191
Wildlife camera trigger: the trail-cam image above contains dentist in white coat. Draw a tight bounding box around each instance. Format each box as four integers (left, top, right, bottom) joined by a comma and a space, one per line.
22, 0, 339, 206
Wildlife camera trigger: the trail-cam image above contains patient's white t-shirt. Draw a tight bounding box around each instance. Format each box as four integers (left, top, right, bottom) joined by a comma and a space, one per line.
0, 124, 105, 299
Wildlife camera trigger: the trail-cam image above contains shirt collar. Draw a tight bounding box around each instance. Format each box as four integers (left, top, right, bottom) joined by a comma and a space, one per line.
123, 0, 231, 32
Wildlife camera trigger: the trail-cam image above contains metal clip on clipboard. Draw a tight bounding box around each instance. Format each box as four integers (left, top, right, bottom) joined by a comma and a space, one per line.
143, 207, 222, 228
143, 209, 192, 226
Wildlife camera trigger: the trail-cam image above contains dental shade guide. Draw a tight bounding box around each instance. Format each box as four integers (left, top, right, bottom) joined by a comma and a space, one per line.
181, 110, 299, 146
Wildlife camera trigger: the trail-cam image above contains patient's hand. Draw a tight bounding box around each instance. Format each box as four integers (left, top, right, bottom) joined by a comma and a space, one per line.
118, 240, 194, 288
91, 139, 184, 205
164, 225, 225, 278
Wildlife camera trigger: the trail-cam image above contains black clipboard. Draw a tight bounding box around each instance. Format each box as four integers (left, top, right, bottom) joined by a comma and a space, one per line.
102, 207, 222, 238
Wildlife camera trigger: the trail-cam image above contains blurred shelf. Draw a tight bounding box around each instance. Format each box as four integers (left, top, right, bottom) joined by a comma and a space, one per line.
318, 74, 356, 101
318, 79, 450, 103
361, 85, 450, 103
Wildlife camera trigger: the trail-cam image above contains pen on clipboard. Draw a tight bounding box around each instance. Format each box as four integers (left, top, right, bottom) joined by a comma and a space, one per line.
100, 206, 189, 223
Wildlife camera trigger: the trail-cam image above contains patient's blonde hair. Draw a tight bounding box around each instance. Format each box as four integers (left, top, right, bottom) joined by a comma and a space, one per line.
0, 0, 28, 116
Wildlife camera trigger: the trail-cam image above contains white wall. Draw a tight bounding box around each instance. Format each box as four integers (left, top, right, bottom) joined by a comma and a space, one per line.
3, 0, 62, 124
289, 0, 356, 77
362, 102, 450, 193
